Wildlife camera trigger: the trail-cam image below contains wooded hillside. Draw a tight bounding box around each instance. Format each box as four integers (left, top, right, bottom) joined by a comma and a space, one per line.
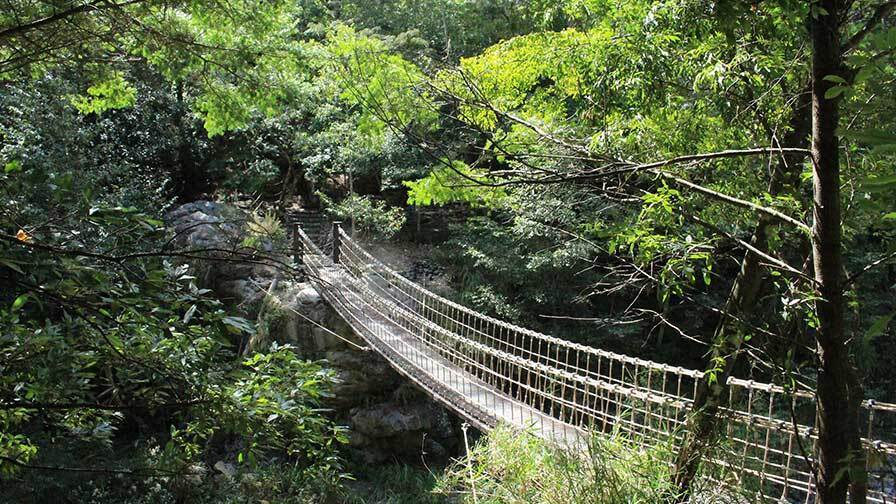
2, 1, 896, 503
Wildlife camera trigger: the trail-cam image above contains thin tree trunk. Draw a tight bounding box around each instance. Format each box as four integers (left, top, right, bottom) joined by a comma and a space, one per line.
671, 89, 812, 500
809, 2, 864, 503
671, 217, 770, 498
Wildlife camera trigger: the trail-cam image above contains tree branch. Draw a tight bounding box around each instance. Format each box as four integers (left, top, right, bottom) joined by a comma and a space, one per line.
0, 455, 181, 476
0, 399, 209, 411
843, 1, 896, 53
0, 0, 148, 41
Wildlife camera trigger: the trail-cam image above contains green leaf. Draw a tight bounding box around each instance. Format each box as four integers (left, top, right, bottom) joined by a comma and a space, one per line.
823, 74, 846, 84
845, 128, 896, 143
865, 313, 894, 343
222, 316, 254, 334
105, 333, 124, 352
70, 72, 137, 115
11, 294, 29, 311
4, 160, 22, 173
860, 175, 896, 192
183, 305, 198, 324
824, 86, 846, 99
0, 259, 25, 274
844, 128, 896, 153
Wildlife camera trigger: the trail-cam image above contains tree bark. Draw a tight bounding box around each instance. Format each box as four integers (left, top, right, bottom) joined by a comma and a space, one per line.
809, 2, 865, 503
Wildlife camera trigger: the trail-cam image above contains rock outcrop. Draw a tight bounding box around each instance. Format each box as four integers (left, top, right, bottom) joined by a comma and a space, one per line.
165, 201, 283, 316
252, 278, 460, 462
166, 201, 461, 463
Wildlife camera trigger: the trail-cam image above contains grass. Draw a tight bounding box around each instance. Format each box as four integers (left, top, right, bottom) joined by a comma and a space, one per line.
344, 463, 451, 504
343, 424, 759, 503
3, 426, 753, 503
434, 424, 681, 504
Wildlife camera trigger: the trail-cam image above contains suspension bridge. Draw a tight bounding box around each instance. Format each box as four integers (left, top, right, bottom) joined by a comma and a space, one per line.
293, 220, 896, 503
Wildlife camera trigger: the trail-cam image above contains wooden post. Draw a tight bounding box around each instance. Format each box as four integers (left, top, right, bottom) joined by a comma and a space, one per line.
331, 221, 343, 264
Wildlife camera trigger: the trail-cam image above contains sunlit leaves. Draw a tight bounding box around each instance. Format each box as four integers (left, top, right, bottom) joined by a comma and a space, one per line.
845, 128, 896, 154
404, 160, 508, 208
70, 72, 137, 115
324, 25, 437, 148
318, 193, 406, 238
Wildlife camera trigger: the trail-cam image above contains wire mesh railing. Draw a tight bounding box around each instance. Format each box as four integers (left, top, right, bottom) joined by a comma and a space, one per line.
295, 223, 896, 503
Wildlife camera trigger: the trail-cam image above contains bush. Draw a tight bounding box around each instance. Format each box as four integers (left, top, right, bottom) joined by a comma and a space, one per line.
320, 193, 406, 239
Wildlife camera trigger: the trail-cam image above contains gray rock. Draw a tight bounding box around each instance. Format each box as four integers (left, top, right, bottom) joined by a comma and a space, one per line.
213, 460, 237, 481
325, 351, 400, 407
296, 284, 323, 305
164, 200, 286, 317
350, 402, 449, 438
345, 399, 458, 463
249, 281, 359, 354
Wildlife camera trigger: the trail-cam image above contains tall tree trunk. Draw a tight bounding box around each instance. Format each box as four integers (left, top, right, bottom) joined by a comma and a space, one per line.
810, 2, 864, 503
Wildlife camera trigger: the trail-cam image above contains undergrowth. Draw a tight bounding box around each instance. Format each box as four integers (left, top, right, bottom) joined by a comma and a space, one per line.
435, 425, 680, 504
344, 424, 746, 503
345, 464, 448, 504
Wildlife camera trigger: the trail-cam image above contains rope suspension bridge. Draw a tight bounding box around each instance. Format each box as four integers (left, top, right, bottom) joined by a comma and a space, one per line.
293, 220, 896, 503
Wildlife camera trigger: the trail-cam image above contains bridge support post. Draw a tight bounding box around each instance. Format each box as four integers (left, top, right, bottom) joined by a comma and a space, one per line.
331, 221, 343, 264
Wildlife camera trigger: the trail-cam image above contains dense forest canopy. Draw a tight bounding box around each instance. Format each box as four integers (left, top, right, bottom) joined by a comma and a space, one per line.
2, 0, 896, 503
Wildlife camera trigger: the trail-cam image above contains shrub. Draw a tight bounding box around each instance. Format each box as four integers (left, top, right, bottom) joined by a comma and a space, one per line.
320, 193, 406, 239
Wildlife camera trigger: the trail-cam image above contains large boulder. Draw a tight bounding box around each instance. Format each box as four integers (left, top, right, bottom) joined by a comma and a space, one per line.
249, 281, 358, 354
254, 281, 461, 462
165, 201, 285, 315
351, 400, 453, 439
166, 200, 244, 249
347, 384, 459, 463
250, 281, 402, 410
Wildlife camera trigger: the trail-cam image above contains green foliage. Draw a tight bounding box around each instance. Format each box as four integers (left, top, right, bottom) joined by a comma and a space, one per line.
244, 209, 286, 248
166, 344, 348, 481
2, 0, 323, 136
405, 160, 507, 208
320, 193, 406, 239
70, 72, 138, 114
0, 71, 208, 204
344, 464, 447, 504
435, 210, 599, 328
0, 157, 346, 499
145, 0, 314, 136
437, 424, 681, 503
324, 25, 437, 148
338, 0, 553, 59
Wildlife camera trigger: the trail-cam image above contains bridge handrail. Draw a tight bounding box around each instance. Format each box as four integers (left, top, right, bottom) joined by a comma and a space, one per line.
306, 225, 896, 415
335, 229, 896, 405
335, 228, 707, 380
